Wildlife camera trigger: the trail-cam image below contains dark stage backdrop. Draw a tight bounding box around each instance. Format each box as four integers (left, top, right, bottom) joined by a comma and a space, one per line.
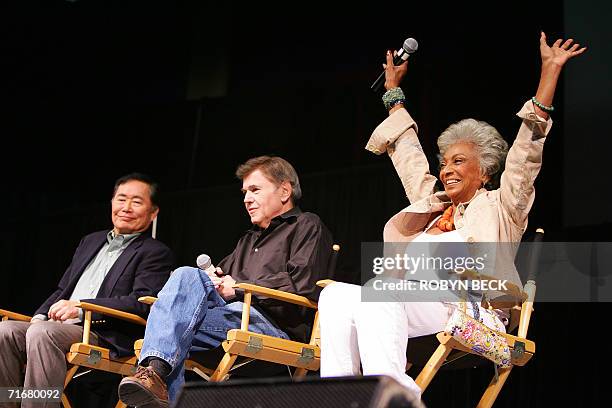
1, 0, 609, 406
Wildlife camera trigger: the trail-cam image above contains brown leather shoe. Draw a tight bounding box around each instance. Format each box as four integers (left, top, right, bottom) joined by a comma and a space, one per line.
118, 366, 169, 408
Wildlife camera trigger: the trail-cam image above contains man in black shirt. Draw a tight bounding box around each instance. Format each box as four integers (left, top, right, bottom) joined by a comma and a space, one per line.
119, 156, 333, 407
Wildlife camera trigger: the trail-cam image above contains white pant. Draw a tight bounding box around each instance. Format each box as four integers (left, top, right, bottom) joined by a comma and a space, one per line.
319, 282, 455, 398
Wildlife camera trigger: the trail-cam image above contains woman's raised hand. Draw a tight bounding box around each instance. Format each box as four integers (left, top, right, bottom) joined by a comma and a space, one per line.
383, 50, 408, 90
540, 31, 587, 69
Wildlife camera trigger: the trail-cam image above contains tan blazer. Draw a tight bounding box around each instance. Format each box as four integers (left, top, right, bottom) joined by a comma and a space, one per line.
365, 100, 552, 290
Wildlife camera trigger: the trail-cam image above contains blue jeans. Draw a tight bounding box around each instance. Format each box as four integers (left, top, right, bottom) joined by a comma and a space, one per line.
139, 266, 290, 402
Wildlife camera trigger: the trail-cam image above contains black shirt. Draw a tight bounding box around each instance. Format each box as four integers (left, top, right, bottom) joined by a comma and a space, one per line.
218, 207, 333, 341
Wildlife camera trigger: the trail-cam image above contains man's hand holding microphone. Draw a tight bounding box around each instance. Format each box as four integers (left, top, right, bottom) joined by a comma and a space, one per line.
197, 254, 236, 300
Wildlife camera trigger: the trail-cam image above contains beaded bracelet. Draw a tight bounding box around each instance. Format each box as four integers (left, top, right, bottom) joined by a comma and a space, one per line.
382, 87, 406, 111
531, 96, 554, 113
388, 99, 405, 110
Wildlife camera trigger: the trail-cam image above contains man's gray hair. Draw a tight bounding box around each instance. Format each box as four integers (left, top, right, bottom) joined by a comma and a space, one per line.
437, 118, 509, 189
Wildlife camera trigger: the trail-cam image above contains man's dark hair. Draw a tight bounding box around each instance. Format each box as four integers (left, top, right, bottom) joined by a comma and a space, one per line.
113, 173, 159, 208
235, 156, 302, 203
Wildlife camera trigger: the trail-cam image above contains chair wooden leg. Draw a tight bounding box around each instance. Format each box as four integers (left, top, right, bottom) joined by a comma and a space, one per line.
414, 343, 452, 392
64, 365, 79, 388
61, 392, 73, 408
61, 365, 80, 408
293, 368, 308, 378
476, 366, 513, 408
209, 353, 238, 382
185, 359, 215, 381
191, 366, 212, 381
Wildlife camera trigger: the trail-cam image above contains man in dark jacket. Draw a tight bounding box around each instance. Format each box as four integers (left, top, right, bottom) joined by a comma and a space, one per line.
0, 173, 174, 408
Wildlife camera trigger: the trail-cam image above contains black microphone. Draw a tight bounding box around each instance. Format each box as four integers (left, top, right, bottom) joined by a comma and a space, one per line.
370, 38, 419, 93
196, 254, 218, 276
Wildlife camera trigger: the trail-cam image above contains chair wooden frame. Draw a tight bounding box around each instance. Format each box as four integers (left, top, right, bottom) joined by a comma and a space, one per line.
134, 245, 340, 384
1, 306, 142, 408
0, 309, 32, 322
212, 282, 323, 381
413, 229, 543, 408
135, 282, 325, 383
62, 302, 147, 408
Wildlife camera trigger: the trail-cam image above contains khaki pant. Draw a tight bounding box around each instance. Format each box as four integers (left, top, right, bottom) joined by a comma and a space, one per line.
0, 320, 98, 408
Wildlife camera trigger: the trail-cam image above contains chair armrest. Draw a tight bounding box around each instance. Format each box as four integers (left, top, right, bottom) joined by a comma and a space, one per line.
76, 302, 147, 326
233, 283, 318, 309
138, 296, 158, 305
0, 309, 32, 322
316, 279, 336, 288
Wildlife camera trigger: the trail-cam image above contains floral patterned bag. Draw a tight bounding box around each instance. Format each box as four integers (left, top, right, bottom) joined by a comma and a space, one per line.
444, 300, 512, 368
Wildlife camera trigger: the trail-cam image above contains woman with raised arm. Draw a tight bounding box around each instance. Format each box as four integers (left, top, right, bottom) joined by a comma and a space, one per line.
318, 33, 586, 398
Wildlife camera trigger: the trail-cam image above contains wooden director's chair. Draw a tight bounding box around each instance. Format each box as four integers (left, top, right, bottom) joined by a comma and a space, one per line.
61, 303, 148, 408
47, 218, 160, 408
0, 305, 140, 408
404, 228, 544, 408
63, 217, 161, 407
134, 244, 341, 383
